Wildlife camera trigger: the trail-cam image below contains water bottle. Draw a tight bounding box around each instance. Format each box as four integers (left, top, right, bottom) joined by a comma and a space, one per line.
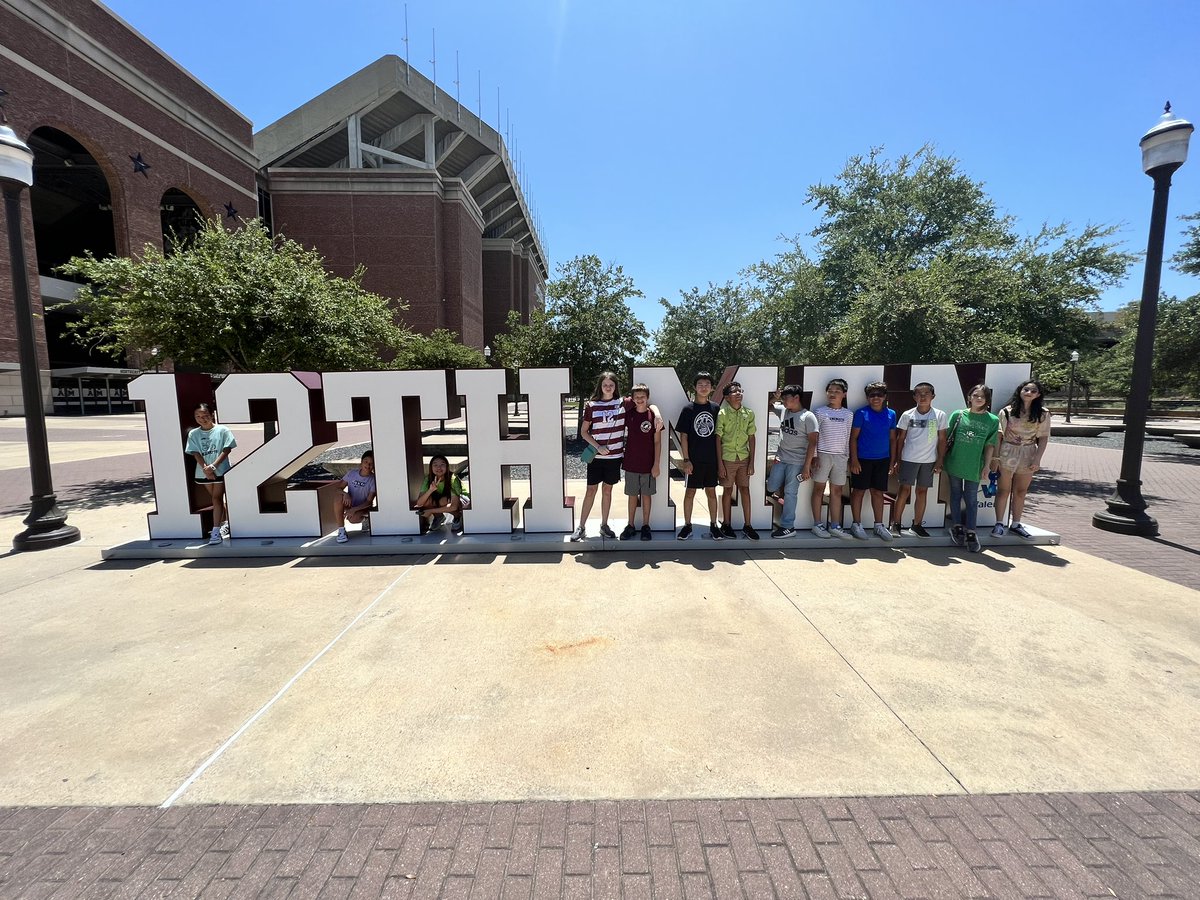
983, 469, 999, 498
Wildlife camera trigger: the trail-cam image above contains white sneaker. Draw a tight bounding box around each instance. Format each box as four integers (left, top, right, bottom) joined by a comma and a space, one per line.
991, 523, 1007, 538
849, 522, 868, 540
812, 523, 831, 539
830, 525, 855, 541
874, 523, 893, 541
219, 522, 230, 539
336, 527, 349, 543
208, 527, 222, 545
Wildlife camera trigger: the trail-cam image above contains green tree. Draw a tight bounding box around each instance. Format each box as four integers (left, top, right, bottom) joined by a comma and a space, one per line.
1080, 295, 1200, 398
493, 254, 647, 398
395, 328, 486, 370
1150, 293, 1200, 395
1174, 212, 1200, 276
56, 218, 411, 373
650, 281, 772, 377
752, 146, 1135, 367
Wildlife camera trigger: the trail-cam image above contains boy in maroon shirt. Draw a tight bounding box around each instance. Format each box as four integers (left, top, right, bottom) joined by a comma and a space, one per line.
620, 384, 663, 541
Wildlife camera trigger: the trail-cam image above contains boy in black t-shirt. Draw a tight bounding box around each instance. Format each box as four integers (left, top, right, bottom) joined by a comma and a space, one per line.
675, 372, 723, 541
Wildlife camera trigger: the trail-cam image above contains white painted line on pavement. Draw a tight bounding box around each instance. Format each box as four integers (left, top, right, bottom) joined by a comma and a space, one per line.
159, 565, 416, 808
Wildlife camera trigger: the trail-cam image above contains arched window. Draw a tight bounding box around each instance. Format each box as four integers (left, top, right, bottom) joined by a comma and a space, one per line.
28, 127, 122, 371
28, 127, 116, 278
161, 188, 204, 252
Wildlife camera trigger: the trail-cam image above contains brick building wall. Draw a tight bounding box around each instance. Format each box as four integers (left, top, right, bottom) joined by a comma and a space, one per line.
266, 170, 486, 345
0, 0, 257, 413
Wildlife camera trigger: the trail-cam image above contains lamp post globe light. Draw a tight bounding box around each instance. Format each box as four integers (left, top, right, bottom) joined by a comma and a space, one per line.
0, 122, 81, 550
1066, 349, 1079, 423
1094, 104, 1193, 537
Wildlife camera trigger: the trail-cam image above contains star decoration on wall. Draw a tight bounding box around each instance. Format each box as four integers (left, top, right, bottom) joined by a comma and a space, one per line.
130, 153, 151, 177
223, 202, 237, 219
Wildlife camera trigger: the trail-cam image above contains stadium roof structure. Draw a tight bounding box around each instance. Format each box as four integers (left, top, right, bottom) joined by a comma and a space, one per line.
255, 55, 547, 279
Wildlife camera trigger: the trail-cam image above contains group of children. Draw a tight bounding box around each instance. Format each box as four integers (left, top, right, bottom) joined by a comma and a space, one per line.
572, 371, 1052, 547
184, 401, 463, 545
792, 376, 1052, 551
184, 374, 1051, 547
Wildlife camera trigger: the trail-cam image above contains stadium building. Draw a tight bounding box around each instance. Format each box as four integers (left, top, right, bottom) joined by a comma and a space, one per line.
0, 0, 545, 415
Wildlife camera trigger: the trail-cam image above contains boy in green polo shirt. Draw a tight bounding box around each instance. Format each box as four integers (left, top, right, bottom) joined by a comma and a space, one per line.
715, 381, 758, 540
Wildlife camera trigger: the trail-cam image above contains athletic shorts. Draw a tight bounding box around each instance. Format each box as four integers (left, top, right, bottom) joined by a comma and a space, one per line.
898, 460, 935, 488
720, 458, 750, 489
811, 451, 848, 487
624, 471, 656, 496
851, 457, 890, 492
685, 459, 719, 490
998, 441, 1038, 472
586, 456, 623, 486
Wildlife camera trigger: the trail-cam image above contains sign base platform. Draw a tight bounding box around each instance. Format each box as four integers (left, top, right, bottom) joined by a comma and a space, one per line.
101, 523, 1060, 560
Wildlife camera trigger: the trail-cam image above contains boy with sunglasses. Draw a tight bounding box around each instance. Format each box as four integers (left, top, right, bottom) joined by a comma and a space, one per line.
848, 381, 897, 541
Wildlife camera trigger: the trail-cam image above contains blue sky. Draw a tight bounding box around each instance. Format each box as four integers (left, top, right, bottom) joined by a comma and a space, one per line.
106, 0, 1200, 336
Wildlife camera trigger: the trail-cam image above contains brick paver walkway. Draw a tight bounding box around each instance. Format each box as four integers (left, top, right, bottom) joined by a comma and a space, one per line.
4, 793, 1200, 899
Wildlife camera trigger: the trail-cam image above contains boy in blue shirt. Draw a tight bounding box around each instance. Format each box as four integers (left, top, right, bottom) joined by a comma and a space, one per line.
848, 381, 897, 541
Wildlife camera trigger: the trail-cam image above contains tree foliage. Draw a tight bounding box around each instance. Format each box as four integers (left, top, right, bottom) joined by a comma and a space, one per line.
1086, 295, 1200, 396
57, 218, 411, 373
1174, 212, 1200, 277
740, 146, 1135, 370
650, 282, 771, 379
493, 254, 647, 397
395, 328, 486, 370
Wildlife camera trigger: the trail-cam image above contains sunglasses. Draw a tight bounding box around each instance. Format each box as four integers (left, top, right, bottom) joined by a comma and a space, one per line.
867, 392, 887, 398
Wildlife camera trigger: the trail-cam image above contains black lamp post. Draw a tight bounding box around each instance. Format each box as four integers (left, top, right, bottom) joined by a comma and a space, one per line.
1094, 104, 1193, 537
1065, 349, 1079, 423
1, 122, 81, 550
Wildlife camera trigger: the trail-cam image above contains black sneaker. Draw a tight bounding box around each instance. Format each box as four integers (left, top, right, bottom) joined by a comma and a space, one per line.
966, 531, 982, 553
710, 524, 724, 541
640, 525, 652, 541
742, 525, 759, 541
911, 523, 931, 539
950, 525, 965, 547
721, 522, 736, 538
771, 525, 795, 538
677, 524, 693, 540
620, 525, 636, 541
599, 524, 616, 539
889, 522, 902, 538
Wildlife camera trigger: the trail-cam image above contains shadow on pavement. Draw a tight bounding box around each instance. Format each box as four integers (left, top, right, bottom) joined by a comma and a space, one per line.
56, 477, 155, 511
85, 558, 161, 571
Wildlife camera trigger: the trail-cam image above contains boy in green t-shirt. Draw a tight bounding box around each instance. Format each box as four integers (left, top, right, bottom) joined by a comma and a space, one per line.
715, 382, 758, 540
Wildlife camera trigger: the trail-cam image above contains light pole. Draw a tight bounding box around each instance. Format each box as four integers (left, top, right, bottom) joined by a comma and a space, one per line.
1094, 104, 1193, 537
150, 346, 160, 373
511, 359, 521, 417
1065, 349, 1079, 423
1, 121, 81, 550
